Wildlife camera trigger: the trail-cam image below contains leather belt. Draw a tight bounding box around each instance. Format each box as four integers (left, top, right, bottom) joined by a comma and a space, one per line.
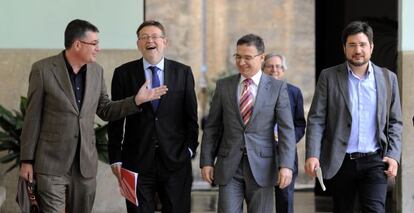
347, 151, 378, 160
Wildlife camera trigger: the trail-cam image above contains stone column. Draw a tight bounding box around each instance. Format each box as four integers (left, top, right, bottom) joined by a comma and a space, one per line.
398, 0, 414, 212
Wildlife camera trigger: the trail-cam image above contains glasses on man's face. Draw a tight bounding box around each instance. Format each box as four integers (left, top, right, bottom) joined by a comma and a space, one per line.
264, 64, 283, 70
79, 40, 99, 47
233, 54, 261, 62
346, 42, 369, 49
138, 34, 165, 41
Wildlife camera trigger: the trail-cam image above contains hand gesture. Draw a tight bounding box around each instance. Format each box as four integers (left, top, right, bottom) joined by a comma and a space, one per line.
134, 80, 168, 106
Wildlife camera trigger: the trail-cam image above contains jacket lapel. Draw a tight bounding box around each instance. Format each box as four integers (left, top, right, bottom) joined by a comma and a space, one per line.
336, 63, 352, 115
158, 59, 173, 113
373, 64, 386, 129
80, 63, 97, 115
225, 74, 244, 126
247, 74, 271, 127
51, 53, 79, 114
134, 59, 152, 112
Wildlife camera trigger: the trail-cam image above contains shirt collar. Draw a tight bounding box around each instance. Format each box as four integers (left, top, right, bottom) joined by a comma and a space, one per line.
143, 57, 165, 71
346, 61, 373, 78
240, 70, 262, 86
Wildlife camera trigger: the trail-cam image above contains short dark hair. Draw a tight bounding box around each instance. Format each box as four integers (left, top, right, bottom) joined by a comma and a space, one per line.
236, 34, 265, 54
64, 19, 99, 49
341, 21, 373, 46
136, 20, 166, 37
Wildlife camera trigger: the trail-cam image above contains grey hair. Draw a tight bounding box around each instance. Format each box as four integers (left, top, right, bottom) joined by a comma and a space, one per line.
263, 53, 288, 70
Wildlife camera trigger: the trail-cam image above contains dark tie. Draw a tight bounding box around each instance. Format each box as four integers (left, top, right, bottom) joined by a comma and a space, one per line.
149, 66, 160, 110
240, 78, 254, 124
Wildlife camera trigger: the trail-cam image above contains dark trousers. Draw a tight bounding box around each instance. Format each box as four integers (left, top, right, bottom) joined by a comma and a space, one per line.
126, 149, 193, 213
275, 154, 298, 213
331, 152, 388, 213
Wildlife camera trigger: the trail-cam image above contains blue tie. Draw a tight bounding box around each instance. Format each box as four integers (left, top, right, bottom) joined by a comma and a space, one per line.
149, 66, 160, 110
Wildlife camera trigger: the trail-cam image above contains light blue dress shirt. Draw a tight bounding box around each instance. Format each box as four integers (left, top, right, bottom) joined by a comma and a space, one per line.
143, 58, 165, 87
346, 61, 380, 153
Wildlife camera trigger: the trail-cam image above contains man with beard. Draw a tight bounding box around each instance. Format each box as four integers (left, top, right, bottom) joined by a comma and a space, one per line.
305, 21, 402, 212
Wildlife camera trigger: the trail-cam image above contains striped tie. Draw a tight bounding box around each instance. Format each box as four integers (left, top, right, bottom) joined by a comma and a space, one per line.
240, 78, 254, 124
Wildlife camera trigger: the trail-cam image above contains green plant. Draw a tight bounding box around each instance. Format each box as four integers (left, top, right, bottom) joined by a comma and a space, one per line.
0, 97, 27, 173
0, 97, 109, 174
94, 123, 109, 164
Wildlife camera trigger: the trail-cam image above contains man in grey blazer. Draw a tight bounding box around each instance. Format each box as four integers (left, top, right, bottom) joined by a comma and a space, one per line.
200, 34, 296, 213
19, 19, 167, 213
305, 21, 402, 213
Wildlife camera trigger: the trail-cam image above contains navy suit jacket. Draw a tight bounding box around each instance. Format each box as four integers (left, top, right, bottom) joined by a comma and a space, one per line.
286, 83, 306, 143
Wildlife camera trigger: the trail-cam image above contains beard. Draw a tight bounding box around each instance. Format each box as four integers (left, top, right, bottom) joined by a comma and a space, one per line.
347, 54, 369, 67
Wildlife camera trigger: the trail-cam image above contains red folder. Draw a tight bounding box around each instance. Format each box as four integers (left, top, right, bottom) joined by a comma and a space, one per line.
120, 168, 139, 206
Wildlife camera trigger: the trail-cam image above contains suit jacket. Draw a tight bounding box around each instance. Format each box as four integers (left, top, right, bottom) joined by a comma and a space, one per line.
287, 83, 306, 143
20, 52, 139, 178
200, 73, 296, 187
107, 58, 199, 173
306, 62, 402, 179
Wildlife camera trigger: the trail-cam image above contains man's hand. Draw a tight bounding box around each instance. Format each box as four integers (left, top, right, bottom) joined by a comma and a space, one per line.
383, 156, 398, 177
278, 167, 292, 189
134, 80, 168, 106
201, 166, 214, 184
111, 164, 122, 186
305, 157, 320, 177
20, 163, 34, 182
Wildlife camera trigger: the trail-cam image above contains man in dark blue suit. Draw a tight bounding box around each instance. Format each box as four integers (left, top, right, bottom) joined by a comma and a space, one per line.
263, 53, 306, 213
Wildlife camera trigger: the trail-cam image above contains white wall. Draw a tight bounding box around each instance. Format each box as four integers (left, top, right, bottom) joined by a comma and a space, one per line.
0, 0, 144, 49
401, 0, 414, 50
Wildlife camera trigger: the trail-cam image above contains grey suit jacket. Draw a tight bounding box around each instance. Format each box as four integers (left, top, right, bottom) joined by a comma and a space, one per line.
20, 52, 139, 178
200, 73, 296, 187
306, 62, 402, 179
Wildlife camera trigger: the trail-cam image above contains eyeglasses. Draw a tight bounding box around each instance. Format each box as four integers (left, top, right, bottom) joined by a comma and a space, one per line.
79, 40, 99, 46
264, 64, 283, 69
346, 42, 369, 49
233, 53, 261, 62
138, 34, 165, 41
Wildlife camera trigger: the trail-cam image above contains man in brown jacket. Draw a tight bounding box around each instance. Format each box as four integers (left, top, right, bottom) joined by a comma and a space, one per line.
19, 19, 167, 213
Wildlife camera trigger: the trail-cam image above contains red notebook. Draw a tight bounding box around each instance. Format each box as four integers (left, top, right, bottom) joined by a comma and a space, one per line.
120, 168, 139, 206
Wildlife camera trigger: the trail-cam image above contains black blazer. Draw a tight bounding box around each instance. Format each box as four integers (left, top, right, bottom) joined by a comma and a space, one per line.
108, 58, 199, 173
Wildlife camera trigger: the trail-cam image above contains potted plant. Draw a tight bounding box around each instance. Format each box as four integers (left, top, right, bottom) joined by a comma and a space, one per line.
0, 96, 109, 174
